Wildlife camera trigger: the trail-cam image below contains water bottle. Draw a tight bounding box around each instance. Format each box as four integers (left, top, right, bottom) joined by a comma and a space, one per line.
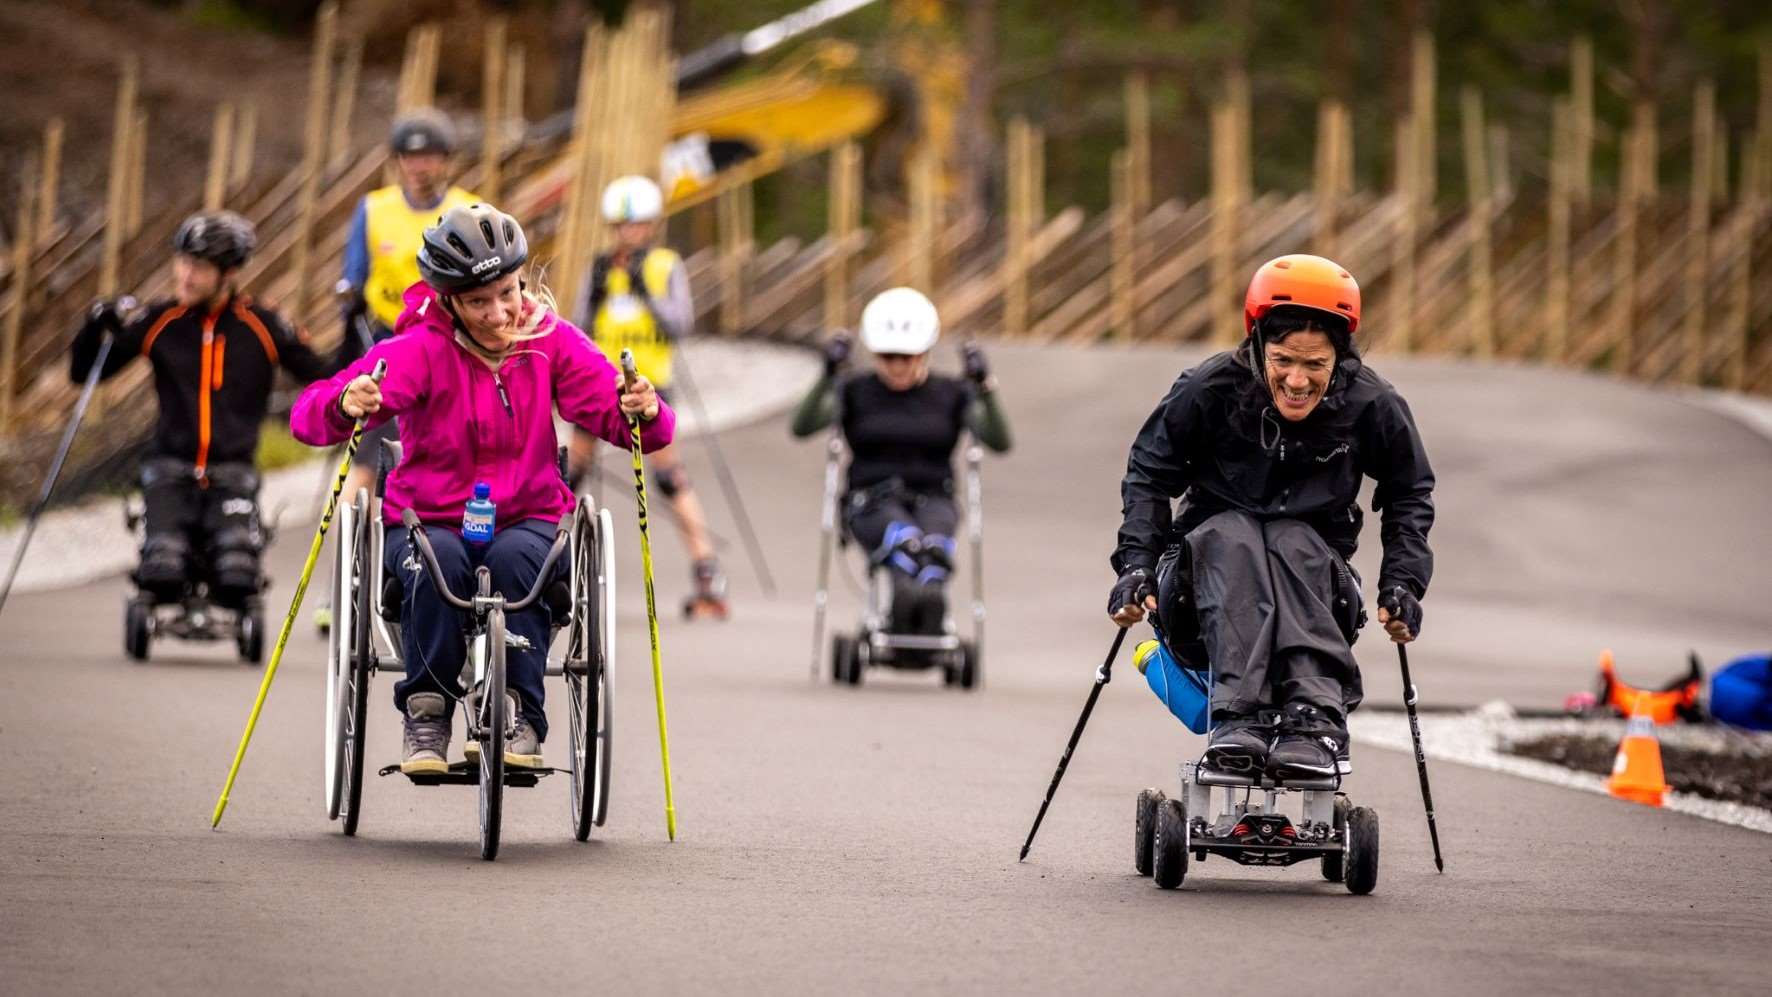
462, 482, 495, 546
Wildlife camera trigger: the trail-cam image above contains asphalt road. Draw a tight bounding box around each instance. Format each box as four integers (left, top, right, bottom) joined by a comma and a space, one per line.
3, 343, 1768, 995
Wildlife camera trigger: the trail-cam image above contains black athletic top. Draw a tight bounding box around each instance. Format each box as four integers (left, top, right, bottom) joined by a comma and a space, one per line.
838, 373, 975, 494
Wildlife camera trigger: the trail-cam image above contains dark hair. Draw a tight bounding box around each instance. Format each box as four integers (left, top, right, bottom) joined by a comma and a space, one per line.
1262, 305, 1352, 354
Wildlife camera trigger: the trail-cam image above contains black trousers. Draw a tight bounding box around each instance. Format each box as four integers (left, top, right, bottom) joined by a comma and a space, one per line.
138, 458, 261, 606
1172, 510, 1363, 719
844, 482, 958, 577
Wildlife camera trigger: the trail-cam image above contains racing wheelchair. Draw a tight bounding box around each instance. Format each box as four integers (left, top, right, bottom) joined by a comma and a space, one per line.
325, 444, 616, 860
121, 463, 277, 665
809, 435, 985, 690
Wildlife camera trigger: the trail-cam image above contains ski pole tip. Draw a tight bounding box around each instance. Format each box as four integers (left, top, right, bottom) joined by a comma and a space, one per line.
1017, 846, 1029, 862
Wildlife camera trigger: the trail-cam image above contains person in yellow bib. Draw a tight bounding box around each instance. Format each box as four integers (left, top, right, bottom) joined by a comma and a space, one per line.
570, 175, 727, 619
319, 109, 478, 633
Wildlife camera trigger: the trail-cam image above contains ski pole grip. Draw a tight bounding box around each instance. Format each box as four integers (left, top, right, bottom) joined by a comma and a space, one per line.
369, 358, 388, 383
619, 349, 639, 391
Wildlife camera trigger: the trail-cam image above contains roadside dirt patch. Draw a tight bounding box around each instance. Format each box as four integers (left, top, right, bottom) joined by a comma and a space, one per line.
1508, 731, 1772, 810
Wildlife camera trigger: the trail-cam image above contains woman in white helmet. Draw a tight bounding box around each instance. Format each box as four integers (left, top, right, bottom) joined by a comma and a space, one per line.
570, 175, 728, 619
790, 287, 1012, 634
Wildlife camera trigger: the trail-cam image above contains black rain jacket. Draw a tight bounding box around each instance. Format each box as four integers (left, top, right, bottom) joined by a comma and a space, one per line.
1112, 347, 1436, 600
70, 294, 341, 478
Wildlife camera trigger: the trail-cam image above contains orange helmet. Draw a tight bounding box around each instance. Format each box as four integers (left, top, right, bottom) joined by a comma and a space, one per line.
1244, 254, 1361, 336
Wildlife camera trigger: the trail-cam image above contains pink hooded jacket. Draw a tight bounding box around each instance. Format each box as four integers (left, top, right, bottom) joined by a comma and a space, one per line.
291, 282, 675, 526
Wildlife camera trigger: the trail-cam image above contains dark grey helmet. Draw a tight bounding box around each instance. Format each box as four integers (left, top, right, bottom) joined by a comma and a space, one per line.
172, 210, 257, 270
417, 203, 528, 294
389, 109, 456, 155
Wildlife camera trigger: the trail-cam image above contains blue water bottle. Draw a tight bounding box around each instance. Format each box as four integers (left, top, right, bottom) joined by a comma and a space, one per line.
462, 482, 496, 546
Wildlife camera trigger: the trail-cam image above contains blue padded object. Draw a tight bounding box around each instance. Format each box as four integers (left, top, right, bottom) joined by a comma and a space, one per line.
1710, 653, 1772, 732
1142, 636, 1213, 734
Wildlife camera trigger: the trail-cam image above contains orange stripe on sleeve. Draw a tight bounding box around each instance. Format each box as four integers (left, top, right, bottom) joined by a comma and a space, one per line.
139, 305, 189, 357
233, 301, 280, 365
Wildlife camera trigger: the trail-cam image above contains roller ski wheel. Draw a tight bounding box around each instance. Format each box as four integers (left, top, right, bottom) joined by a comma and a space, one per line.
1321, 794, 1351, 883
682, 594, 730, 621
1343, 806, 1379, 895
1135, 788, 1165, 877
1152, 796, 1189, 889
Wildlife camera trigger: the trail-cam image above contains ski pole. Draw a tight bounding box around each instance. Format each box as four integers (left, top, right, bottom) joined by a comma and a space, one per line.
808, 432, 842, 681
1019, 627, 1129, 861
621, 350, 678, 841
0, 297, 136, 620
1397, 642, 1446, 872
211, 360, 385, 829
666, 344, 776, 597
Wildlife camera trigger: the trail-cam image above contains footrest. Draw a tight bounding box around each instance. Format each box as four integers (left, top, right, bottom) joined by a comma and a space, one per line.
1192, 766, 1340, 792
377, 761, 557, 788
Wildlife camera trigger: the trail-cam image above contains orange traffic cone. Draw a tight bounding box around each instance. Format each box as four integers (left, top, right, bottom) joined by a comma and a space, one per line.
1606, 713, 1670, 807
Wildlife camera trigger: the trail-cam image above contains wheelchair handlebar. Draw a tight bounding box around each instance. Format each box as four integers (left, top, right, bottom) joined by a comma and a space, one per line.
398, 507, 572, 614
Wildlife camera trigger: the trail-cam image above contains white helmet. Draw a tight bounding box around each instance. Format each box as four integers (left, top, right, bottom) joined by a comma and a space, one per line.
602, 175, 664, 223
860, 287, 940, 355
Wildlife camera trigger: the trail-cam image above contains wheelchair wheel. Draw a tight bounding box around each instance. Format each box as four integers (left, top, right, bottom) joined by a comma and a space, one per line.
1344, 806, 1379, 896
478, 605, 508, 861
847, 637, 867, 686
124, 597, 151, 662
567, 503, 616, 841
341, 492, 374, 837
1152, 796, 1189, 889
958, 641, 980, 691
1321, 794, 1350, 883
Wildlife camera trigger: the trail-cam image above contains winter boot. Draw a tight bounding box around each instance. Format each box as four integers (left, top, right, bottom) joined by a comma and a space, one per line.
1202, 712, 1273, 774
683, 558, 730, 620
1267, 702, 1349, 780
400, 692, 452, 775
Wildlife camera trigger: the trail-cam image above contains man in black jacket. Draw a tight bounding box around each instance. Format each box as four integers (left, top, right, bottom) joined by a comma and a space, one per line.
71, 211, 340, 608
1106, 255, 1435, 780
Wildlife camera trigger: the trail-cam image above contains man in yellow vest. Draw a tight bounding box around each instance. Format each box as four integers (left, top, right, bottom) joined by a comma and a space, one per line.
572, 175, 727, 619
319, 109, 478, 632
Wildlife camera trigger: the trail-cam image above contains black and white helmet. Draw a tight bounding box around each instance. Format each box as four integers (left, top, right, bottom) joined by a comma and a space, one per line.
389, 109, 456, 155
172, 211, 257, 270
417, 203, 528, 295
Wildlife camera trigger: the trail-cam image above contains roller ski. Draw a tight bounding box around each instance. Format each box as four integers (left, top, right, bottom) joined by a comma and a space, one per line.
682, 557, 730, 620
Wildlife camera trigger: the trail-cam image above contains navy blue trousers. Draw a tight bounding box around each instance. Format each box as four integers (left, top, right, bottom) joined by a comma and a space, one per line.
385, 519, 563, 739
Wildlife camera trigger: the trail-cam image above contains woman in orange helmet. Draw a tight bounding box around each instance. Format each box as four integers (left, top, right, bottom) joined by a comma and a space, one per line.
1105, 254, 1437, 780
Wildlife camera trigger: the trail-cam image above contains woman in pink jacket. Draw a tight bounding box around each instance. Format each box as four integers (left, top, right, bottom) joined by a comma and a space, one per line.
292, 203, 674, 775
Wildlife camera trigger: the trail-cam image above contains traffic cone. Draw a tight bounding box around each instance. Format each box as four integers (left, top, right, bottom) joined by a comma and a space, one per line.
1606, 712, 1670, 807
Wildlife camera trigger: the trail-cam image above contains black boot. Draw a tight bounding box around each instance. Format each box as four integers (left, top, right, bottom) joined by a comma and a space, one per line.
1202, 712, 1273, 774
1267, 702, 1348, 779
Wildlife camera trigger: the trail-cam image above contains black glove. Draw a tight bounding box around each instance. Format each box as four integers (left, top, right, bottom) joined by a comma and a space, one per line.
1377, 585, 1423, 639
961, 342, 990, 385
1107, 567, 1155, 620
822, 332, 853, 375
86, 298, 123, 334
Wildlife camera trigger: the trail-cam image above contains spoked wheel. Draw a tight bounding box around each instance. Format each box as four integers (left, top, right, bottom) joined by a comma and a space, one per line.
340, 491, 374, 836
326, 491, 373, 832
1152, 796, 1189, 889
567, 503, 616, 842
1344, 805, 1380, 895
1321, 794, 1350, 883
1135, 788, 1165, 876
478, 605, 509, 861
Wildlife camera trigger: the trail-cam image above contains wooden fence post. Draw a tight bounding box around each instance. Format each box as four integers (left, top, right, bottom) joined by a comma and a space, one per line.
1546, 99, 1572, 363
505, 43, 527, 132
718, 179, 754, 335
1125, 71, 1151, 225
1611, 115, 1642, 375
824, 141, 861, 333
100, 54, 138, 296
204, 102, 235, 211
1683, 81, 1715, 384
1003, 116, 1032, 338
907, 149, 937, 294
1461, 86, 1494, 358
1391, 115, 1417, 353
1723, 137, 1759, 390
125, 108, 148, 238
290, 1, 338, 317
1110, 148, 1135, 339
2, 159, 36, 427
1570, 36, 1593, 206
231, 101, 257, 194
36, 118, 63, 246
480, 16, 508, 203
1411, 30, 1436, 215
329, 36, 363, 176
